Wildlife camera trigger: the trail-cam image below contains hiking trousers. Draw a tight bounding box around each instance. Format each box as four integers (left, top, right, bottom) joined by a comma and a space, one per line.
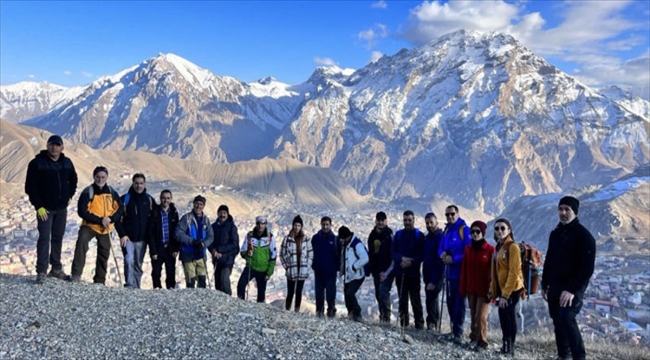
123, 240, 146, 288
286, 279, 305, 311
446, 277, 466, 337
213, 262, 233, 295
152, 244, 176, 289
70, 226, 111, 284
344, 278, 364, 319
425, 281, 444, 330
373, 274, 394, 322
314, 272, 337, 317
467, 293, 490, 346
498, 289, 522, 344
36, 208, 67, 274
396, 275, 424, 328
548, 287, 586, 360
237, 267, 268, 303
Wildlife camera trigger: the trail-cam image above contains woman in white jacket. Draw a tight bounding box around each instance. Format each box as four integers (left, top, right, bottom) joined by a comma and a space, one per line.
280, 215, 313, 312
338, 225, 369, 322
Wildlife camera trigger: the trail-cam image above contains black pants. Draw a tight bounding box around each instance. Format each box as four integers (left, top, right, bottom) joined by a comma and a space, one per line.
395, 275, 424, 328
237, 267, 267, 303
548, 287, 586, 360
286, 279, 305, 311
36, 208, 67, 274
213, 262, 233, 296
71, 226, 111, 284
498, 289, 522, 343
314, 272, 337, 317
344, 278, 364, 319
425, 281, 444, 330
373, 274, 394, 322
151, 244, 176, 289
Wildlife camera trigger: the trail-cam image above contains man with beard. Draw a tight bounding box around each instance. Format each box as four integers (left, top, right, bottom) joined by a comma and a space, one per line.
367, 211, 394, 323
209, 205, 240, 295
149, 190, 180, 289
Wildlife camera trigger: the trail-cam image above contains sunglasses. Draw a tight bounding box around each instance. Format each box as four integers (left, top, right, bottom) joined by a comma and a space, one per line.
445, 212, 456, 217
471, 229, 482, 235
494, 226, 508, 231
256, 222, 267, 225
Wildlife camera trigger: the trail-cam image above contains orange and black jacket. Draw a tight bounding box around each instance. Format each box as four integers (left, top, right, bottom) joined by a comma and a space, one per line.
77, 183, 122, 234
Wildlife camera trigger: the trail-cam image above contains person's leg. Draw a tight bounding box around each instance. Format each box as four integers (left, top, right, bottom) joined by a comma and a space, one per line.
132, 241, 147, 289
220, 265, 233, 296
71, 227, 93, 277
164, 248, 176, 289
477, 296, 490, 347
373, 275, 382, 318
294, 280, 305, 311
196, 258, 207, 288
213, 262, 222, 291
94, 234, 111, 285
183, 261, 197, 288
36, 210, 54, 275
345, 278, 364, 319
255, 270, 267, 303
151, 253, 164, 289
379, 275, 394, 322
49, 208, 67, 273
409, 277, 425, 329
236, 267, 250, 299
286, 279, 296, 311
395, 275, 410, 327
560, 293, 586, 360
509, 293, 521, 346
314, 273, 325, 316
123, 240, 135, 287
325, 275, 337, 318
467, 293, 478, 342
449, 279, 465, 338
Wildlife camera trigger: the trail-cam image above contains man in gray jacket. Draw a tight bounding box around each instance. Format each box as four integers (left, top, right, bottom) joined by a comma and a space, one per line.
175, 195, 214, 288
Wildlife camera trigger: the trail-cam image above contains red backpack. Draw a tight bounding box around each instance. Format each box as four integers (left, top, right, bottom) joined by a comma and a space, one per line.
517, 241, 543, 297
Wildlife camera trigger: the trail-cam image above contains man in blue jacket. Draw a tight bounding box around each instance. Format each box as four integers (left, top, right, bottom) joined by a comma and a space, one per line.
209, 204, 240, 296
311, 216, 340, 318
423, 212, 445, 331
367, 211, 394, 324
438, 205, 471, 344
392, 210, 425, 329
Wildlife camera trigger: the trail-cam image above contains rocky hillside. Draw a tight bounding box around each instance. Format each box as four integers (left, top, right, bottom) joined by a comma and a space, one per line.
0, 82, 84, 124
1, 274, 645, 360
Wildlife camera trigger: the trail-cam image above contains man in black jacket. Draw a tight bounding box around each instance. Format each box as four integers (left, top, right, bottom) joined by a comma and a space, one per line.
367, 211, 394, 323
542, 196, 596, 360
209, 204, 240, 295
115, 173, 154, 288
25, 135, 78, 284
148, 189, 180, 289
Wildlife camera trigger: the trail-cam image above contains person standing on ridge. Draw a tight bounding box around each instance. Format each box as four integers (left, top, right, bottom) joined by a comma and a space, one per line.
311, 216, 341, 318
69, 166, 122, 285
148, 189, 180, 289
280, 215, 313, 312
460, 220, 494, 352
25, 135, 78, 284
392, 210, 426, 329
175, 195, 214, 288
115, 173, 154, 288
339, 225, 368, 323
542, 196, 596, 360
423, 212, 445, 332
237, 215, 277, 303
367, 211, 394, 324
208, 204, 240, 295
439, 205, 471, 344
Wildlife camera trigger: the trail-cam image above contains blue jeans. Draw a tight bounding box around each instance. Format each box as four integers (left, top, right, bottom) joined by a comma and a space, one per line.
373, 274, 394, 322
36, 208, 67, 274
123, 240, 147, 288
314, 272, 337, 317
446, 277, 466, 337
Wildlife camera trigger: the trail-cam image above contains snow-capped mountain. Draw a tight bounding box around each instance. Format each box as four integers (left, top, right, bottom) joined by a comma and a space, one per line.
0, 82, 84, 123
598, 85, 649, 119
11, 30, 650, 213
26, 53, 305, 163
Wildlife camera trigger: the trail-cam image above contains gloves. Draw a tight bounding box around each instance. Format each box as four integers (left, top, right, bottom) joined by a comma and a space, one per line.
37, 207, 48, 220
192, 240, 204, 248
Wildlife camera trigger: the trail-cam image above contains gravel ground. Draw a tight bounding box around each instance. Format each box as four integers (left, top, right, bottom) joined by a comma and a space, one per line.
1, 274, 561, 359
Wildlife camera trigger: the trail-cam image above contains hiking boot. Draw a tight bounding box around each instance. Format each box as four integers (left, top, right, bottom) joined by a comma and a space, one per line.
35, 273, 46, 284
352, 316, 365, 323
452, 335, 463, 345
439, 332, 454, 340
48, 269, 70, 280
469, 340, 478, 349
69, 275, 81, 283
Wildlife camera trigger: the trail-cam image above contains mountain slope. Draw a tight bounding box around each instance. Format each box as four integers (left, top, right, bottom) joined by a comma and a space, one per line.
0, 82, 84, 123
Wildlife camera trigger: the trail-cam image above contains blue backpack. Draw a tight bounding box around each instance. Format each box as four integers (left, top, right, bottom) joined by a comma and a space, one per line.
351, 237, 371, 277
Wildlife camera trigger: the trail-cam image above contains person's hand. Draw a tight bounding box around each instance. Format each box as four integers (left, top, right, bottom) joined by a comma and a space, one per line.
498, 297, 508, 308
215, 252, 222, 260
542, 289, 548, 302
193, 241, 204, 248
487, 291, 493, 301
102, 217, 111, 229
247, 249, 253, 257
379, 272, 387, 282
445, 255, 453, 265
211, 250, 218, 257
172, 252, 178, 258
151, 255, 158, 260
265, 275, 270, 281
120, 236, 130, 247
560, 291, 574, 307
37, 207, 49, 221
426, 283, 435, 291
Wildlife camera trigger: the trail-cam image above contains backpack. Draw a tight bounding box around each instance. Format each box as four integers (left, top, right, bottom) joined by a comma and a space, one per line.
517, 241, 544, 297
350, 237, 371, 277
122, 192, 154, 215
443, 224, 465, 241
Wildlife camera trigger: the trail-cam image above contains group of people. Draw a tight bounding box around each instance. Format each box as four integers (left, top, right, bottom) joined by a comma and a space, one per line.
26, 135, 596, 360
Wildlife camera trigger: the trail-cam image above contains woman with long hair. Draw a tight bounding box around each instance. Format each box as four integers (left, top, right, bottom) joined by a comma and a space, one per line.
280, 215, 313, 312
489, 218, 524, 356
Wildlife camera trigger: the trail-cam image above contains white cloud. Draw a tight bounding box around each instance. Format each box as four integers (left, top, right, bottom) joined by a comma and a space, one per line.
313, 57, 337, 67
81, 71, 93, 77
370, 51, 384, 63
372, 1, 387, 9
401, 0, 649, 98
572, 52, 650, 99
358, 23, 389, 49
63, 70, 72, 75
28, 74, 35, 79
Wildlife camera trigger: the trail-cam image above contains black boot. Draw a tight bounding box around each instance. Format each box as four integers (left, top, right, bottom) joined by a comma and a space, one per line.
197, 275, 206, 288
500, 339, 511, 354
186, 277, 196, 288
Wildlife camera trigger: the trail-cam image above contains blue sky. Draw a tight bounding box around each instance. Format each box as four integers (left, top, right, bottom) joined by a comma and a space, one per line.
1, 1, 648, 96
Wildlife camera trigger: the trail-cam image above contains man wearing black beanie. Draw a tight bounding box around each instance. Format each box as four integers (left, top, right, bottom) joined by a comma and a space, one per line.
209, 204, 239, 295
542, 195, 596, 360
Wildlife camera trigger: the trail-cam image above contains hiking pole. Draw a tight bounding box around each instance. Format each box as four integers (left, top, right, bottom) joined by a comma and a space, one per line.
245, 235, 254, 301
109, 230, 124, 287
438, 270, 446, 333
398, 272, 406, 335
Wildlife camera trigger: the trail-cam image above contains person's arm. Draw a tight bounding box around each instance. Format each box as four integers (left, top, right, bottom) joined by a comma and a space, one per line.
226, 224, 240, 257
68, 159, 78, 199
306, 237, 313, 271
501, 242, 523, 298
175, 215, 194, 245
459, 246, 469, 297
352, 241, 369, 271
567, 229, 596, 294
207, 222, 218, 253
108, 190, 123, 225
266, 234, 277, 277
411, 232, 425, 265
279, 236, 288, 269
114, 195, 127, 238
240, 233, 250, 259
391, 232, 403, 262
202, 217, 214, 248
25, 160, 44, 210
77, 188, 103, 224
170, 210, 181, 253
147, 211, 158, 258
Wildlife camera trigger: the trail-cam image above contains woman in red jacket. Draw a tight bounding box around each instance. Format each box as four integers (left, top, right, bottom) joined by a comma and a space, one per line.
460, 220, 495, 352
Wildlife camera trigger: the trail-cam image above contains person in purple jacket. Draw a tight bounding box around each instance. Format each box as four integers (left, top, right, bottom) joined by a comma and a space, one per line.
438, 205, 471, 344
